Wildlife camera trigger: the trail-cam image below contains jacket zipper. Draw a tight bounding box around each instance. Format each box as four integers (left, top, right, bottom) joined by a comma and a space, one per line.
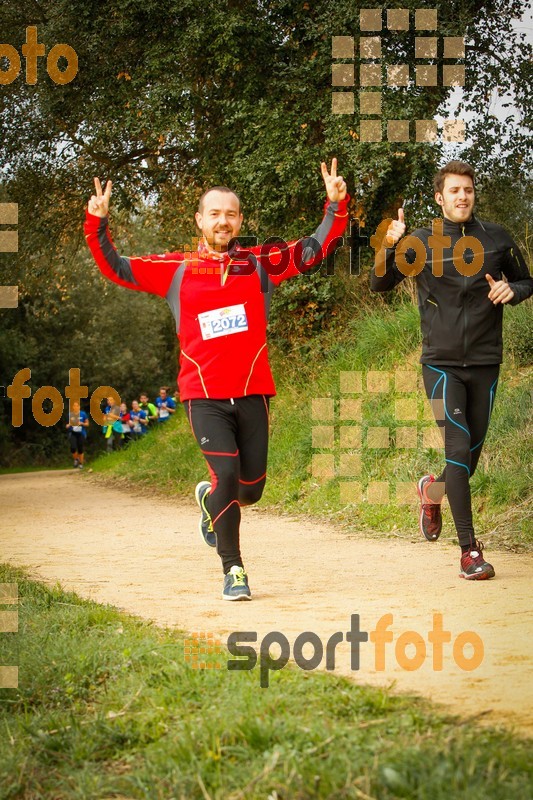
461, 224, 468, 366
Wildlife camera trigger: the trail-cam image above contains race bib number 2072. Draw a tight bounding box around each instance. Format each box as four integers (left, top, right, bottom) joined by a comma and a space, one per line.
198, 304, 248, 340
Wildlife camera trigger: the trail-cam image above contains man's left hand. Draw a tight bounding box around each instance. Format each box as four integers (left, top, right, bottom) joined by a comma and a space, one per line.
321, 158, 347, 203
486, 273, 514, 304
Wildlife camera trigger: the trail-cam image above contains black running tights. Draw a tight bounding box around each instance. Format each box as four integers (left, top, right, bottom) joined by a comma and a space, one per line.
184, 395, 269, 573
422, 364, 499, 547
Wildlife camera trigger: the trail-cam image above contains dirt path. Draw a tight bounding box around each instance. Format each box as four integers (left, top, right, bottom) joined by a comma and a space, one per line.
2, 470, 532, 736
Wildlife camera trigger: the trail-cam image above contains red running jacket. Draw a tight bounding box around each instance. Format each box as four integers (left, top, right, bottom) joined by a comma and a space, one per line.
85, 197, 349, 400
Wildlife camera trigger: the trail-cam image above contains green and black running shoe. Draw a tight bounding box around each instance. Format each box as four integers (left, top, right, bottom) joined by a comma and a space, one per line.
222, 566, 252, 601
195, 481, 216, 548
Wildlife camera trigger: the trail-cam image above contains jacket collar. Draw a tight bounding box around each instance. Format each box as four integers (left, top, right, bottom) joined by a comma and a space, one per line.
442, 214, 479, 235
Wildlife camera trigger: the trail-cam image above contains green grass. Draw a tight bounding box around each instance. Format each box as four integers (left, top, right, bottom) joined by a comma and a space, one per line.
1, 563, 532, 799
89, 302, 533, 549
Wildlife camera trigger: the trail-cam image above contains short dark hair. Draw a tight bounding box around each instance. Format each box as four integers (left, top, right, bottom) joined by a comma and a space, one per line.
197, 186, 241, 214
434, 161, 475, 194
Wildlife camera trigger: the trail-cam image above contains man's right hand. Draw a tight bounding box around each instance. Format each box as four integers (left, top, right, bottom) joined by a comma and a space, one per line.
88, 177, 112, 217
385, 208, 406, 247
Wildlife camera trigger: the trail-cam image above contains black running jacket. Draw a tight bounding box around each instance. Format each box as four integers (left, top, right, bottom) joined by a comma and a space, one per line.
371, 215, 533, 366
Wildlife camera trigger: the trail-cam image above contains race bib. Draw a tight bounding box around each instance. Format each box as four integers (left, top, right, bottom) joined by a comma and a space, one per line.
159, 407, 169, 418
198, 304, 248, 341
71, 425, 82, 433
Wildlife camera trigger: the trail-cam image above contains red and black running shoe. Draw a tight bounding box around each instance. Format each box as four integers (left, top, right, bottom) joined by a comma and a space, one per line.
417, 474, 442, 541
460, 540, 495, 580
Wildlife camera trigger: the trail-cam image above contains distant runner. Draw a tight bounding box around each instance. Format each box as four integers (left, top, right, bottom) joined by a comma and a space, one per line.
103, 396, 123, 452
129, 400, 149, 439
155, 387, 176, 422
139, 393, 158, 426
66, 401, 89, 469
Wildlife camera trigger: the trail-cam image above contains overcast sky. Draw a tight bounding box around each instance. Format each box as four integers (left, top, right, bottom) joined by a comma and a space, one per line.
437, 8, 532, 151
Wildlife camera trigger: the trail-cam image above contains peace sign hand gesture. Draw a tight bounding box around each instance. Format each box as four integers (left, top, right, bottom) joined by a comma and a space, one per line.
321, 158, 347, 203
88, 177, 113, 218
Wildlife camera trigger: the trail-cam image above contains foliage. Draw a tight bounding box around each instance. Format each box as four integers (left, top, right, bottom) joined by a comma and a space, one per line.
268, 267, 343, 351
0, 0, 531, 466
0, 239, 178, 467
0, 0, 530, 236
503, 300, 533, 366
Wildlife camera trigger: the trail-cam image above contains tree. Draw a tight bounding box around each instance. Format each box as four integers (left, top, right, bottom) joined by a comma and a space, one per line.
0, 0, 530, 464
1, 0, 530, 234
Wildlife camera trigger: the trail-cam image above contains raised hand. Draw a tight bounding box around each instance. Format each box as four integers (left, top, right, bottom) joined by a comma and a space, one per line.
385, 207, 406, 247
486, 273, 514, 305
321, 158, 347, 202
88, 177, 112, 218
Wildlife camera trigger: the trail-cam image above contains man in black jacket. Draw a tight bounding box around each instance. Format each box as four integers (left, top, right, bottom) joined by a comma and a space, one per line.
371, 160, 532, 580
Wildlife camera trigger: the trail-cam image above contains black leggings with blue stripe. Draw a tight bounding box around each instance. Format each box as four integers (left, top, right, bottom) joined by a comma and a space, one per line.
422, 364, 500, 547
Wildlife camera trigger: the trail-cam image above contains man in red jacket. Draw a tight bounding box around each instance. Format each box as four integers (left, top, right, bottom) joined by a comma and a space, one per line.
85, 161, 348, 600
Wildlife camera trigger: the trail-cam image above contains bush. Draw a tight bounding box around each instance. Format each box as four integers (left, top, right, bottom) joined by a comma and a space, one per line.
503, 303, 533, 366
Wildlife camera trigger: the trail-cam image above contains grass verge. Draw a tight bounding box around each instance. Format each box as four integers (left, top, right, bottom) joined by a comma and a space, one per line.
1, 563, 532, 799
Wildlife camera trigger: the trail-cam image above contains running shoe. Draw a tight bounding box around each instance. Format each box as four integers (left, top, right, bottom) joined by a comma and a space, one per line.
460, 540, 495, 580
195, 481, 216, 547
73, 459, 79, 469
222, 566, 251, 601
417, 474, 442, 541
78, 463, 84, 470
